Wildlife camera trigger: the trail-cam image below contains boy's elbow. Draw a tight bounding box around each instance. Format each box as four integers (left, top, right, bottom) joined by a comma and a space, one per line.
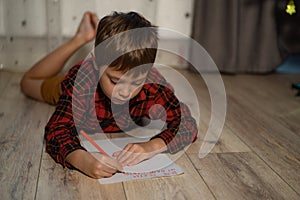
19, 73, 44, 101
20, 74, 28, 95
20, 74, 33, 97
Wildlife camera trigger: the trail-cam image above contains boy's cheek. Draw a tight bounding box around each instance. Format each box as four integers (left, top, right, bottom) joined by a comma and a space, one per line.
131, 86, 143, 97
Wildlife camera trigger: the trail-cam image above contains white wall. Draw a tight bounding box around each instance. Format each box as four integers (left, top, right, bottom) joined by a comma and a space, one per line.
0, 0, 5, 36
0, 0, 194, 72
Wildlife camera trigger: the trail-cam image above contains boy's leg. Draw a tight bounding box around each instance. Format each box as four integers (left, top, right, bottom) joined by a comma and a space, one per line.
20, 11, 98, 104
20, 74, 65, 105
41, 75, 65, 105
20, 78, 45, 102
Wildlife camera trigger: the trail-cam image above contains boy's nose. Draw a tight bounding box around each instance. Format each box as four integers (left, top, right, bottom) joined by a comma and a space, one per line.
118, 88, 130, 99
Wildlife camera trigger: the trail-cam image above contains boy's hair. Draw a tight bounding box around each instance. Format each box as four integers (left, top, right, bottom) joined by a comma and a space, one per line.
94, 11, 158, 73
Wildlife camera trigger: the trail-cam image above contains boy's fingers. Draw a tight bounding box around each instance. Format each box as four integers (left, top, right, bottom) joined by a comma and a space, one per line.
117, 144, 134, 158
118, 150, 136, 164
91, 152, 122, 171
127, 158, 140, 166
112, 151, 121, 157
124, 152, 147, 166
101, 163, 118, 174
98, 170, 114, 178
102, 155, 124, 171
122, 154, 139, 166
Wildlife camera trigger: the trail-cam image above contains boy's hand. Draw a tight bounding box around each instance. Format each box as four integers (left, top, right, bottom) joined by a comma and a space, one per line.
66, 149, 121, 179
112, 138, 167, 166
90, 152, 124, 173
75, 11, 98, 44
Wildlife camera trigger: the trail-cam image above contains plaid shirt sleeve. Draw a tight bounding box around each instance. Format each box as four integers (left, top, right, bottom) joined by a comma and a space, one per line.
147, 69, 198, 154
44, 63, 88, 168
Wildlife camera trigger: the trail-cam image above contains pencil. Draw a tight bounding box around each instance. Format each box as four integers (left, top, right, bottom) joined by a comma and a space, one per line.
80, 130, 125, 173
80, 130, 109, 156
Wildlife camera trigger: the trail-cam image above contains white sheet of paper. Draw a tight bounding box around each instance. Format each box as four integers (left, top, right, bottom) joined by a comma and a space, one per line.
82, 137, 184, 184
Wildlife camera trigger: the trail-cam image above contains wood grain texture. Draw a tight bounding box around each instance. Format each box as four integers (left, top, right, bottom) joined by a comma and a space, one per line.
177, 70, 250, 154
36, 154, 126, 200
223, 74, 300, 134
225, 97, 300, 193
187, 127, 251, 155
1, 71, 300, 200
180, 71, 300, 196
37, 111, 126, 200
0, 71, 12, 96
189, 152, 300, 200
186, 102, 251, 154
0, 73, 51, 200
0, 73, 24, 100
222, 75, 300, 192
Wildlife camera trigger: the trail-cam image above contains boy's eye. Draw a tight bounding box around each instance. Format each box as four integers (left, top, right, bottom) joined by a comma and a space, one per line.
133, 81, 143, 86
110, 79, 117, 84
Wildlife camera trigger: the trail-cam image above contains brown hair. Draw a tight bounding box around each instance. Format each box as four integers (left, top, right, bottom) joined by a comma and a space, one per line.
94, 11, 158, 73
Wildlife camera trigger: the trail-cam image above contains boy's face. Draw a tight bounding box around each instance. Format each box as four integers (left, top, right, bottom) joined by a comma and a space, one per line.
99, 66, 148, 104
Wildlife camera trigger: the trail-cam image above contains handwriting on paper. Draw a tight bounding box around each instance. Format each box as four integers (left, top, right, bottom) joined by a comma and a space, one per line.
124, 168, 180, 178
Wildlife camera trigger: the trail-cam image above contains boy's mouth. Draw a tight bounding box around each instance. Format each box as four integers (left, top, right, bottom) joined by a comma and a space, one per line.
112, 98, 128, 105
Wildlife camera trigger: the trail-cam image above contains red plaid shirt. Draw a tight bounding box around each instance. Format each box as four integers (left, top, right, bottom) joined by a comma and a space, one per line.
45, 59, 198, 168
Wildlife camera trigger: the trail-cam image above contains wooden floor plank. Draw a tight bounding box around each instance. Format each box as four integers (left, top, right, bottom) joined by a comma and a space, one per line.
186, 106, 251, 154
189, 99, 250, 154
278, 112, 300, 135
223, 75, 300, 157
35, 153, 126, 200
187, 127, 251, 155
37, 109, 126, 200
0, 71, 12, 95
123, 153, 215, 200
226, 101, 300, 193
189, 152, 300, 200
223, 74, 300, 135
2, 70, 299, 200
223, 83, 300, 192
227, 94, 300, 159
178, 70, 251, 155
181, 72, 300, 194
0, 73, 51, 200
0, 73, 24, 100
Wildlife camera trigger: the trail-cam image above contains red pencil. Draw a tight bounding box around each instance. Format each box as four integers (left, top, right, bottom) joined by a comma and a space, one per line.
80, 130, 124, 173
80, 130, 109, 156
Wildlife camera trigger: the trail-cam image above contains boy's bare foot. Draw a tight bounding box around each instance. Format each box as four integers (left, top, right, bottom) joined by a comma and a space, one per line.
75, 11, 99, 44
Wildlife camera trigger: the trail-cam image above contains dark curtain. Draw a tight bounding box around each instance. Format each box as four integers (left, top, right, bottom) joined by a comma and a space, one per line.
191, 0, 283, 74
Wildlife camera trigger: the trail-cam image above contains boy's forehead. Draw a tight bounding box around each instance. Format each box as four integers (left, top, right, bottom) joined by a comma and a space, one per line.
106, 67, 148, 80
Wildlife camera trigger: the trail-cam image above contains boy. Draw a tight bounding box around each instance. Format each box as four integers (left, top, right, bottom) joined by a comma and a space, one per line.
21, 11, 198, 179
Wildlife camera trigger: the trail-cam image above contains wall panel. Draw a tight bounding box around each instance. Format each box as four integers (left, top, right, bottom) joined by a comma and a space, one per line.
0, 0, 194, 71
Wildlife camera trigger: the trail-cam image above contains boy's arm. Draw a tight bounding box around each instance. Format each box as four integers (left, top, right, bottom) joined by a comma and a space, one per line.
44, 69, 87, 168
152, 85, 198, 153
66, 149, 118, 178
113, 137, 167, 166
148, 68, 198, 153
44, 66, 119, 178
114, 87, 198, 166
150, 101, 198, 153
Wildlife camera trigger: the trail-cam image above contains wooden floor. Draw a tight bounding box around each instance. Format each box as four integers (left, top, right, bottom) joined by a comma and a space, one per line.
0, 70, 300, 200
